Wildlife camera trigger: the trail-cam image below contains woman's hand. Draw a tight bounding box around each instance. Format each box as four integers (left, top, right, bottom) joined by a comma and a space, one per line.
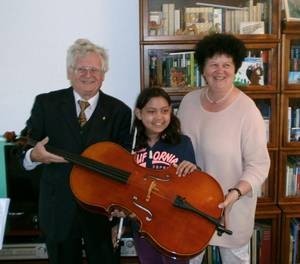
218, 181, 251, 228
218, 190, 240, 229
174, 160, 197, 177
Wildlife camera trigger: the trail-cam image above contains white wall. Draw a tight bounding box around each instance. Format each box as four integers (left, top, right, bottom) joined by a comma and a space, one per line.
0, 0, 140, 134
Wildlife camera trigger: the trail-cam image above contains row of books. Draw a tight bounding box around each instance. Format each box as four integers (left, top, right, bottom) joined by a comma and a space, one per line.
291, 45, 300, 60
289, 45, 300, 79
289, 218, 300, 264
202, 246, 222, 264
288, 107, 300, 142
149, 49, 269, 89
148, 1, 267, 36
286, 156, 300, 197
289, 71, 300, 84
202, 222, 272, 264
149, 51, 205, 89
254, 98, 271, 144
251, 222, 271, 264
201, 219, 298, 264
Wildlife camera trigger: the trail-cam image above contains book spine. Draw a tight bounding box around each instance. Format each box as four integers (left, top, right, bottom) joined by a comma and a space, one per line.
168, 3, 175, 36
162, 4, 169, 36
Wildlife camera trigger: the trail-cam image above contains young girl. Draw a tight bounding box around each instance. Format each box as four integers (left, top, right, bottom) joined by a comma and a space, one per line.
131, 87, 197, 264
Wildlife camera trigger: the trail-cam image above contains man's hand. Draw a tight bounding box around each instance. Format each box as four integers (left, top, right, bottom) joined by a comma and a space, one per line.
30, 137, 66, 164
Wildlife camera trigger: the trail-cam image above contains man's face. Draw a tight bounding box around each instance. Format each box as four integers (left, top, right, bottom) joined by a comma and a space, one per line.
68, 52, 104, 99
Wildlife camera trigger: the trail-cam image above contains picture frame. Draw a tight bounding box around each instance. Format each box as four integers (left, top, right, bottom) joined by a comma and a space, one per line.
284, 0, 300, 21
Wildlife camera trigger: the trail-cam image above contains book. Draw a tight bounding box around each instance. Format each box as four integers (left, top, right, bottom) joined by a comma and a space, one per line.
195, 2, 248, 10
286, 163, 295, 196
290, 218, 300, 264
184, 7, 214, 34
149, 11, 163, 36
162, 4, 169, 36
288, 71, 300, 84
288, 106, 292, 142
212, 8, 223, 33
261, 50, 269, 85
240, 21, 265, 34
256, 223, 272, 264
251, 227, 257, 264
168, 3, 175, 36
234, 56, 264, 87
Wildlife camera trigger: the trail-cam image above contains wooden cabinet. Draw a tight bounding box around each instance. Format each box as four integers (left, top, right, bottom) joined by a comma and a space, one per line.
279, 205, 300, 264
140, 0, 281, 92
139, 0, 282, 263
254, 205, 281, 264
279, 21, 300, 263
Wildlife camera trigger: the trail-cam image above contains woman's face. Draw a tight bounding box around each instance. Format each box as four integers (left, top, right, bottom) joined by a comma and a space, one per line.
135, 96, 171, 139
203, 54, 236, 90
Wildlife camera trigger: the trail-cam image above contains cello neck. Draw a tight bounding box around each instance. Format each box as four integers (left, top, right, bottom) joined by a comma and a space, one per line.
8, 134, 131, 184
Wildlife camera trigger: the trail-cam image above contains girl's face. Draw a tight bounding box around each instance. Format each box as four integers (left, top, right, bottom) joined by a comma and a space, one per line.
203, 54, 236, 91
135, 96, 171, 140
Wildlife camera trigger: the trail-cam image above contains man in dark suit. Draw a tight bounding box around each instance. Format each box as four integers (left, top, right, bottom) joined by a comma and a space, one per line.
22, 38, 132, 264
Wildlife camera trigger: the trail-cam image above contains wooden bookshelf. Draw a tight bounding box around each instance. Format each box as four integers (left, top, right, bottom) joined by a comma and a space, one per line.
278, 20, 300, 264
139, 0, 282, 262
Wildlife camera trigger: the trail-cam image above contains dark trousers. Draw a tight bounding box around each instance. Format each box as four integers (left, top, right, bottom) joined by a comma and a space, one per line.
78, 206, 120, 264
45, 206, 120, 264
46, 236, 83, 264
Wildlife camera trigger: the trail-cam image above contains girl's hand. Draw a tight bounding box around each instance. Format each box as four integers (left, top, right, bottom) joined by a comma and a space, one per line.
109, 209, 135, 220
174, 160, 197, 177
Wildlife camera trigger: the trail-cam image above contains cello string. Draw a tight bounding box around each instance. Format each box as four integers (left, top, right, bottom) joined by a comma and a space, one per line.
48, 146, 130, 183
28, 137, 130, 182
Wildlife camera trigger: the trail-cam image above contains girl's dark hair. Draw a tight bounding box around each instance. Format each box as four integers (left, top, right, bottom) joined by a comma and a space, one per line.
195, 33, 247, 74
132, 87, 181, 150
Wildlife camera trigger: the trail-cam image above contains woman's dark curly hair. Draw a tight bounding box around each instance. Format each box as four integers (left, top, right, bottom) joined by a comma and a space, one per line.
132, 87, 181, 150
195, 33, 247, 74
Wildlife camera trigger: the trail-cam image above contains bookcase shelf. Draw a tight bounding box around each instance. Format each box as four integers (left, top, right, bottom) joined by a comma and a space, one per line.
141, 0, 280, 42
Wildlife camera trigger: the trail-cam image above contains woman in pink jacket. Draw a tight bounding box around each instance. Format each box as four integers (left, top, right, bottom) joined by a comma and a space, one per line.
177, 33, 270, 264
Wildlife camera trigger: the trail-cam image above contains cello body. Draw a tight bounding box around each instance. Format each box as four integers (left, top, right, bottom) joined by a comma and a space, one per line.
70, 141, 224, 258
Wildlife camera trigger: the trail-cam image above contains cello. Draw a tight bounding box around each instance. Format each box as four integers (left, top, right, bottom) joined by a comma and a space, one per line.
4, 132, 232, 258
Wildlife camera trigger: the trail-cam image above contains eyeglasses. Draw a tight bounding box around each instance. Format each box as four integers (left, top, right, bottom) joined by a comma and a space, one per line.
74, 66, 103, 75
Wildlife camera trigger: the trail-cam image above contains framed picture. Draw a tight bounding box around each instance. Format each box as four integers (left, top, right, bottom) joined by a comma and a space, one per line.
284, 0, 300, 21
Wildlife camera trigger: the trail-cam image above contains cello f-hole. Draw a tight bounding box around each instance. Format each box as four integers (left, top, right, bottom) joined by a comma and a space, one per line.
132, 196, 153, 222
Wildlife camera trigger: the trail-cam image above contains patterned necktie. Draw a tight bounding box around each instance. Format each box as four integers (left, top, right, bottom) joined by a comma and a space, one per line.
78, 100, 90, 127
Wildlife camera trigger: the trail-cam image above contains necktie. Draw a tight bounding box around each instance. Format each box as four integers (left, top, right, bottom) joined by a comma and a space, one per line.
78, 100, 90, 127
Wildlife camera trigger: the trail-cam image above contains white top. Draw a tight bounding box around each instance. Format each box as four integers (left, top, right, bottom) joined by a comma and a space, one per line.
177, 89, 270, 248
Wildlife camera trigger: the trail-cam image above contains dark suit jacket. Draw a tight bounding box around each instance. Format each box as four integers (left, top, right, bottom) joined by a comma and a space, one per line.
24, 87, 132, 241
